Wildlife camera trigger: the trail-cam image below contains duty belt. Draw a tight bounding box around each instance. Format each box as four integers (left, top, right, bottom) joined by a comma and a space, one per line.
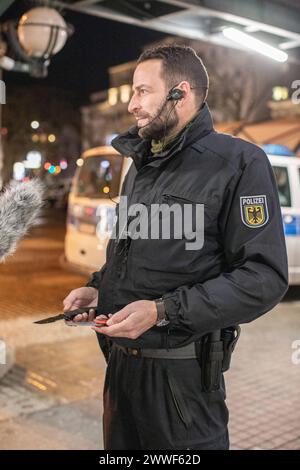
113, 342, 199, 359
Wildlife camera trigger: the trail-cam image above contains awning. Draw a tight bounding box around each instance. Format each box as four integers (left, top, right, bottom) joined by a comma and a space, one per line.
215, 118, 300, 156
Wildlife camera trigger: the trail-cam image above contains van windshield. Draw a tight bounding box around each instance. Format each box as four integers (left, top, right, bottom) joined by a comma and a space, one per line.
75, 154, 123, 198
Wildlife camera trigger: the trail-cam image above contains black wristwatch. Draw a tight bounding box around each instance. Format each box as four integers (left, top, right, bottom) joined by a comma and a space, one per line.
154, 298, 170, 327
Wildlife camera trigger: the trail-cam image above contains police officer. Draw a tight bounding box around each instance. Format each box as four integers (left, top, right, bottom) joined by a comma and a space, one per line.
63, 45, 288, 450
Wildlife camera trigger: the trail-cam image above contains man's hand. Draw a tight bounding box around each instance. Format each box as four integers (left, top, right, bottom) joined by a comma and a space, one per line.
92, 300, 158, 339
63, 287, 98, 323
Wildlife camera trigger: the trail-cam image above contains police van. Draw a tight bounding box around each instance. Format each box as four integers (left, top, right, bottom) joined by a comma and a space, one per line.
64, 147, 300, 284
268, 154, 300, 285
64, 146, 131, 273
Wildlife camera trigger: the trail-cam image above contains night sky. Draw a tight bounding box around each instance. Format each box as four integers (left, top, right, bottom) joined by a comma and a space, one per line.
2, 1, 167, 104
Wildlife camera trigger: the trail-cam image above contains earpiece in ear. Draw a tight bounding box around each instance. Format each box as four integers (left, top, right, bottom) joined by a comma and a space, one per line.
166, 88, 184, 101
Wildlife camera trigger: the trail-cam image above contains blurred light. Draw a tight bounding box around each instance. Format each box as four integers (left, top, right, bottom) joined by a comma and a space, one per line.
30, 121, 40, 129
49, 165, 56, 174
22, 176, 30, 182
26, 377, 47, 392
272, 86, 289, 101
26, 150, 42, 168
222, 27, 288, 62
86, 207, 94, 216
32, 134, 39, 142
261, 144, 295, 156
284, 215, 293, 224
108, 87, 118, 106
48, 134, 56, 143
40, 133, 47, 143
76, 158, 84, 167
101, 160, 110, 169
31, 120, 39, 129
103, 186, 110, 194
1, 127, 8, 136
60, 159, 68, 170
120, 84, 131, 103
73, 204, 83, 217
44, 162, 51, 170
55, 165, 61, 174
18, 7, 68, 58
13, 162, 25, 181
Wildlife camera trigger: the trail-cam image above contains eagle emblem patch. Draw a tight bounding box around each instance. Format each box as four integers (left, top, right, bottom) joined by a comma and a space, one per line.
240, 195, 269, 228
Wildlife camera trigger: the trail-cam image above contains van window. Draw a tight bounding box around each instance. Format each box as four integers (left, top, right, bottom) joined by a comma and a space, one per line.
272, 166, 291, 207
75, 155, 123, 199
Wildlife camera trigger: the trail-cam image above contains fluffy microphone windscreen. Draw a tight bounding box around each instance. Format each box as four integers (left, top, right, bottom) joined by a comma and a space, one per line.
0, 179, 44, 262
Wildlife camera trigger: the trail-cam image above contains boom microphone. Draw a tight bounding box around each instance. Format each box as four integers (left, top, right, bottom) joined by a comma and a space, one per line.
137, 98, 169, 130
0, 179, 44, 262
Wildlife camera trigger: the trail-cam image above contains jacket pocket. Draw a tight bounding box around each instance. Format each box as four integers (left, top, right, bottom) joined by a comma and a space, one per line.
162, 192, 219, 239
162, 194, 197, 204
166, 369, 192, 429
162, 193, 217, 212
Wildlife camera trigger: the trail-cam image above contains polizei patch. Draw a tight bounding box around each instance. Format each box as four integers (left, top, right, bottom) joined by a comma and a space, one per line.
240, 195, 269, 228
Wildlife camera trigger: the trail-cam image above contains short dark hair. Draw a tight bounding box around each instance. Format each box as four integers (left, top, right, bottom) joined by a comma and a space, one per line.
137, 44, 209, 106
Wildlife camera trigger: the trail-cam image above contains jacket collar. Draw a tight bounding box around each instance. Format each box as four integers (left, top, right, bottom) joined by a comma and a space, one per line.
111, 102, 214, 170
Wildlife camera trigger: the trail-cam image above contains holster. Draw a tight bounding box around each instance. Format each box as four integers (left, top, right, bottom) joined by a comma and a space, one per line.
221, 325, 241, 372
197, 325, 241, 392
199, 330, 224, 392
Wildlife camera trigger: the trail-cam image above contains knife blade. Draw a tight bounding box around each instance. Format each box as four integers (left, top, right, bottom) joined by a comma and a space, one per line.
34, 306, 100, 324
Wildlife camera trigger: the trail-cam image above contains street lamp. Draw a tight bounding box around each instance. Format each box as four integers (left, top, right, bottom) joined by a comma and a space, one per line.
0, 7, 73, 77
17, 7, 70, 60
0, 6, 73, 189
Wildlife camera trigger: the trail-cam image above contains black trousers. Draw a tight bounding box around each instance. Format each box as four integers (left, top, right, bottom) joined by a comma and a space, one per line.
102, 344, 229, 450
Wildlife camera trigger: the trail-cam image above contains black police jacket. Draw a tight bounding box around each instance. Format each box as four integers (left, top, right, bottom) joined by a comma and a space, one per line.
87, 103, 288, 350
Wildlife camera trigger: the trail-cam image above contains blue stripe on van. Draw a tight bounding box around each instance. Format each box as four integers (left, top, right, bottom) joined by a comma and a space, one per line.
283, 215, 300, 236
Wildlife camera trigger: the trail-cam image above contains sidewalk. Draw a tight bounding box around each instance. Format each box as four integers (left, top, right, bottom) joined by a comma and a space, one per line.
0, 333, 105, 450
0, 295, 299, 450
226, 295, 300, 450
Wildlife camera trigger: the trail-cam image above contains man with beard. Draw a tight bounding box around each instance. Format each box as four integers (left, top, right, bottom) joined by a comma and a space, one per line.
63, 45, 288, 450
